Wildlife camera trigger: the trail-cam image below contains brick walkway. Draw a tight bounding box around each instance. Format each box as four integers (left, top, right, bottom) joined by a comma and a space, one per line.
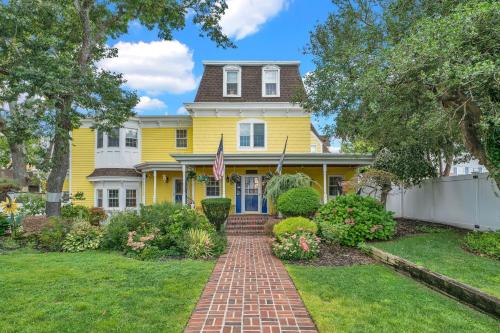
185, 236, 317, 333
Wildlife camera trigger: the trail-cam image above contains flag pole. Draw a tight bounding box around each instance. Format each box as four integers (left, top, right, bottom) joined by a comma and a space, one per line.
221, 134, 226, 198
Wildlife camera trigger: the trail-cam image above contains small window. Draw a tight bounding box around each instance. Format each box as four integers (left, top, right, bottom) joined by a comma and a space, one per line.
311, 144, 317, 153
453, 167, 458, 175
464, 167, 469, 174
125, 189, 137, 208
176, 129, 188, 148
223, 66, 241, 97
205, 177, 220, 197
238, 121, 266, 149
108, 189, 119, 208
262, 65, 280, 97
97, 130, 103, 148
107, 128, 120, 147
328, 176, 343, 197
125, 129, 138, 148
95, 189, 103, 208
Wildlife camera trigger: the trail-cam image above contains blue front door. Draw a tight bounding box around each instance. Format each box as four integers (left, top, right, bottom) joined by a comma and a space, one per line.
244, 176, 260, 212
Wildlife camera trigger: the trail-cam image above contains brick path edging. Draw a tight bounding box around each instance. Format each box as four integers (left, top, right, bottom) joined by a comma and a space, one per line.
185, 236, 318, 333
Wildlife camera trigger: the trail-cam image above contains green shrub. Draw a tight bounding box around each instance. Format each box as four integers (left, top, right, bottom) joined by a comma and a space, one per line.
272, 232, 320, 260
62, 220, 103, 252
464, 231, 500, 260
38, 217, 72, 251
201, 198, 231, 231
273, 217, 318, 239
277, 187, 321, 217
101, 211, 142, 251
61, 204, 90, 221
186, 228, 213, 259
315, 194, 396, 246
0, 215, 10, 236
265, 173, 312, 207
89, 207, 107, 226
0, 237, 20, 250
17, 193, 46, 216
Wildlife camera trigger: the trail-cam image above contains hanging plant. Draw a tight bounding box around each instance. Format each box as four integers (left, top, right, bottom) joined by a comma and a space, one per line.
228, 172, 241, 184
197, 175, 210, 184
186, 170, 197, 181
262, 172, 274, 182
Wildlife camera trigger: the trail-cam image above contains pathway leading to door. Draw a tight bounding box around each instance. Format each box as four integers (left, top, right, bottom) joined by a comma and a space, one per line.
185, 236, 317, 333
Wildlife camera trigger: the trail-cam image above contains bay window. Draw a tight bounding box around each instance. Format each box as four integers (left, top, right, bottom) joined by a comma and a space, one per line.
108, 189, 119, 208
125, 129, 138, 148
107, 128, 120, 147
125, 189, 137, 208
97, 130, 103, 148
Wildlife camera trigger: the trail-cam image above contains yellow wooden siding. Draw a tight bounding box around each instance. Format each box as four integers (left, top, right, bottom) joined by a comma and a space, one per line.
192, 117, 311, 154
141, 128, 193, 162
310, 131, 323, 153
71, 128, 95, 207
62, 178, 69, 192
143, 171, 186, 205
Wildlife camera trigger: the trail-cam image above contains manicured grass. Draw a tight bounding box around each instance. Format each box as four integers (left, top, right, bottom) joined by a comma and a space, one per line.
287, 264, 499, 333
0, 250, 214, 333
374, 231, 500, 297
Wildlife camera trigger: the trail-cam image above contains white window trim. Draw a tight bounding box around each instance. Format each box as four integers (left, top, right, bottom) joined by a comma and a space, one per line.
175, 128, 189, 149
223, 65, 242, 97
124, 128, 139, 148
107, 188, 121, 209
236, 119, 267, 151
328, 175, 344, 198
262, 65, 280, 97
205, 177, 221, 198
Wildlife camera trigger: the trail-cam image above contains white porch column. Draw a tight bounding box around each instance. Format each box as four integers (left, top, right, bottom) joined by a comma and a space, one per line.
191, 177, 195, 208
323, 163, 328, 204
182, 164, 187, 205
153, 170, 157, 204
222, 167, 226, 198
142, 173, 146, 204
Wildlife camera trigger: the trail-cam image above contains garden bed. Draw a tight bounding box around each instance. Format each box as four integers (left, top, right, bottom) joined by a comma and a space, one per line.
289, 242, 374, 266
393, 218, 460, 238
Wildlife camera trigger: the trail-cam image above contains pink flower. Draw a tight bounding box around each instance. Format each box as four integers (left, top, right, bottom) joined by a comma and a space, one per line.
370, 225, 383, 233
344, 218, 356, 225
299, 236, 309, 252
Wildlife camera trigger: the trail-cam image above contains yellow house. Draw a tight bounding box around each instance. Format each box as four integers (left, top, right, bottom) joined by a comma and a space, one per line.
68, 61, 372, 213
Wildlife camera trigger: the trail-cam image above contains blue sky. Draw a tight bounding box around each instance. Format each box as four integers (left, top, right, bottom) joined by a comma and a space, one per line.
102, 0, 335, 140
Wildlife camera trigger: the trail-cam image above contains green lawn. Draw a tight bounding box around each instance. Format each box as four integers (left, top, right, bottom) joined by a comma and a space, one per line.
374, 231, 500, 297
0, 250, 214, 333
287, 264, 499, 333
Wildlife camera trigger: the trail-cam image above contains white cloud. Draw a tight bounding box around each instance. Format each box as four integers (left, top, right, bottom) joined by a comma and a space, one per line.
176, 106, 188, 115
135, 96, 167, 112
220, 0, 289, 40
100, 40, 196, 95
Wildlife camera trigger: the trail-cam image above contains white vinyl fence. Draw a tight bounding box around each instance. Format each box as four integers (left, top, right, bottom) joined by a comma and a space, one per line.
386, 173, 500, 231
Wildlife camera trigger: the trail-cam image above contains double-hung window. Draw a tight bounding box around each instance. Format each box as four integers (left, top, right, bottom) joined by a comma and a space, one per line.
96, 130, 103, 148
238, 121, 265, 149
96, 189, 103, 208
176, 129, 188, 148
223, 66, 241, 97
107, 128, 120, 147
205, 177, 220, 197
125, 129, 138, 148
108, 189, 119, 208
328, 176, 343, 197
125, 189, 137, 208
262, 65, 280, 97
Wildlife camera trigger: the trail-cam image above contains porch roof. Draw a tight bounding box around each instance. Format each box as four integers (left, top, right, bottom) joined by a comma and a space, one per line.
134, 162, 182, 172
170, 153, 373, 166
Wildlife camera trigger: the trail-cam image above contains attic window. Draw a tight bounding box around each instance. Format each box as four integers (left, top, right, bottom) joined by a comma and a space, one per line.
262, 65, 280, 97
223, 65, 241, 97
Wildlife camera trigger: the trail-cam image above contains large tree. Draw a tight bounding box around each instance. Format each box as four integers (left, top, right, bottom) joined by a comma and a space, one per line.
0, 0, 233, 215
301, 0, 499, 187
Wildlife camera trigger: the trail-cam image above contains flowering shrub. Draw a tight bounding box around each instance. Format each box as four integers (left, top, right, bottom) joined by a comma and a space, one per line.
89, 207, 107, 226
62, 220, 103, 252
315, 194, 395, 246
272, 232, 320, 260
186, 228, 213, 259
126, 230, 156, 251
38, 217, 73, 251
273, 217, 318, 239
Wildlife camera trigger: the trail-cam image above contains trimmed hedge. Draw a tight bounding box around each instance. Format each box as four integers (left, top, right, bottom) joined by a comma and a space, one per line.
201, 198, 231, 231
277, 187, 321, 217
273, 217, 318, 239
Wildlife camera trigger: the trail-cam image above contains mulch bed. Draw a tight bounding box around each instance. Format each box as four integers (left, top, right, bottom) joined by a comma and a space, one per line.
394, 218, 464, 238
291, 243, 375, 267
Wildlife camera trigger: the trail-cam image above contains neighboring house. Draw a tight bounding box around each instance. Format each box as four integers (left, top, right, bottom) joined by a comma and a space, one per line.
66, 61, 372, 213
450, 159, 487, 176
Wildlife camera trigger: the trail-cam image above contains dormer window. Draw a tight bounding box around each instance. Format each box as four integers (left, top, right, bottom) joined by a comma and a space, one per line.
262, 65, 280, 97
223, 65, 241, 97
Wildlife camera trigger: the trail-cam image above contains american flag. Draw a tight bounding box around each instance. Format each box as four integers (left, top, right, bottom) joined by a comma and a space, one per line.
213, 134, 224, 181
276, 136, 288, 175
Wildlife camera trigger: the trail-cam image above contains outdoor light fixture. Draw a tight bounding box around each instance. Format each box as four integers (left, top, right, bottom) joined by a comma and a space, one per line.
162, 175, 169, 183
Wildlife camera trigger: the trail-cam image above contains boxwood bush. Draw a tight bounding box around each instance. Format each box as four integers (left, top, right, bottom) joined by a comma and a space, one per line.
201, 198, 231, 231
315, 194, 395, 246
277, 187, 321, 217
273, 217, 318, 239
463, 231, 500, 260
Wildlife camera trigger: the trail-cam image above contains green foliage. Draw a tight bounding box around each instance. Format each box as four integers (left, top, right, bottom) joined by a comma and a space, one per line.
277, 187, 321, 217
464, 231, 500, 260
17, 193, 46, 216
0, 178, 19, 194
0, 237, 20, 250
201, 198, 231, 231
38, 217, 72, 251
186, 228, 214, 259
101, 211, 142, 251
61, 204, 90, 221
88, 207, 107, 226
315, 194, 396, 246
272, 232, 320, 260
0, 214, 9, 236
265, 173, 313, 207
273, 217, 318, 239
62, 220, 103, 252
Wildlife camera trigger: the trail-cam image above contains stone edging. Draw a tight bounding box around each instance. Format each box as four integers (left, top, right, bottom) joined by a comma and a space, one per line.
369, 246, 500, 319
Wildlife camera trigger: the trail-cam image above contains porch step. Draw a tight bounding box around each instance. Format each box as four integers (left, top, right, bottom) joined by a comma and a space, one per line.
225, 214, 269, 236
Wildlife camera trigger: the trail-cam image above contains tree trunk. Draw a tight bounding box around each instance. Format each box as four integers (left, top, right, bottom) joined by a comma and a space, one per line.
380, 183, 392, 208
10, 142, 28, 191
45, 103, 72, 216
443, 155, 453, 176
